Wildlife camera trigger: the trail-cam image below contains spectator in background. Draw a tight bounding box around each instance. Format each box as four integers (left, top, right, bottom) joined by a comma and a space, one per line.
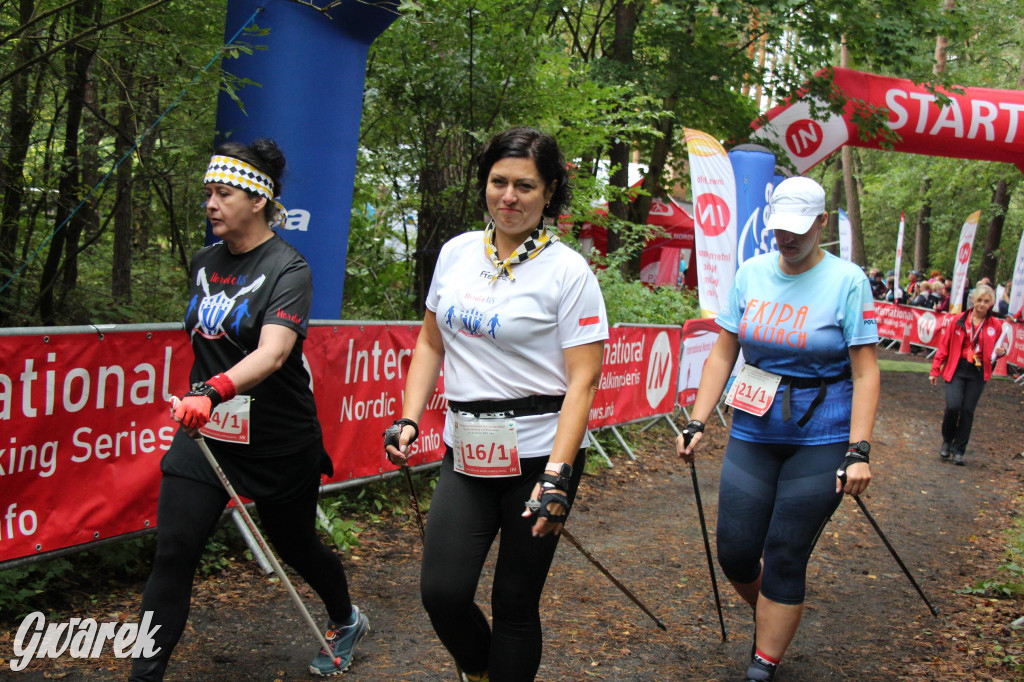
910, 281, 933, 308
932, 280, 950, 313
996, 281, 1011, 318
906, 270, 921, 300
929, 284, 1009, 466
869, 269, 887, 299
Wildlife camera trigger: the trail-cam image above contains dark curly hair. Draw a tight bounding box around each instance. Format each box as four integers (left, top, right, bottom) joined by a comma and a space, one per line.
212, 138, 286, 224
476, 127, 571, 220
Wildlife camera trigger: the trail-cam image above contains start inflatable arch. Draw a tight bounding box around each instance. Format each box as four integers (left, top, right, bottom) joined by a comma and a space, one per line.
751, 67, 1024, 175
214, 0, 398, 319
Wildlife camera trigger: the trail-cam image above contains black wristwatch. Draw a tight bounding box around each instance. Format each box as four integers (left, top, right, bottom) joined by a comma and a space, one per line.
539, 462, 573, 491
848, 441, 870, 457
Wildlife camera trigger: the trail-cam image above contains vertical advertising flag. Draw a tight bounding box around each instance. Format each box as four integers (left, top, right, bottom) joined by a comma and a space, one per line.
1009, 228, 1024, 320
893, 212, 906, 302
728, 145, 776, 266
949, 210, 982, 314
685, 128, 738, 317
838, 208, 852, 261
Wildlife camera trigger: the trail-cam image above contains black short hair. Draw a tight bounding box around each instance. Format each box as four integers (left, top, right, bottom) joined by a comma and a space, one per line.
476, 127, 571, 219
213, 138, 286, 223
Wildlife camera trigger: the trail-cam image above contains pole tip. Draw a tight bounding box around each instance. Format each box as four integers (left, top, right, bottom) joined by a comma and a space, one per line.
656, 618, 667, 631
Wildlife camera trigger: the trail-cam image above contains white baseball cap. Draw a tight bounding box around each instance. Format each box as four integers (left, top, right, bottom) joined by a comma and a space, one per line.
766, 176, 826, 235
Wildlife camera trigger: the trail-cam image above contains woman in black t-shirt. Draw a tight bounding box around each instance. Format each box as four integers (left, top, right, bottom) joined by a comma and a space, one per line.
130, 140, 366, 681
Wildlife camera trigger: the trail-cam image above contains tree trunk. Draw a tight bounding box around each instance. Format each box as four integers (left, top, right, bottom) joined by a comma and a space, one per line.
825, 162, 842, 256
414, 130, 471, 312
605, 0, 638, 268
112, 55, 135, 304
914, 177, 931, 274
0, 0, 38, 325
630, 92, 677, 228
841, 146, 865, 265
839, 40, 865, 265
39, 0, 101, 324
980, 178, 1009, 284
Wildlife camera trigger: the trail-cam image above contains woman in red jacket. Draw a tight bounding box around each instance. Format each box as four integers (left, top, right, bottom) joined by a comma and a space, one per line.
929, 284, 1009, 465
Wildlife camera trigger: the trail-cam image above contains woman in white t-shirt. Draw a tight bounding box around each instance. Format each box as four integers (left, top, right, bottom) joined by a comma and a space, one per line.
385, 127, 608, 682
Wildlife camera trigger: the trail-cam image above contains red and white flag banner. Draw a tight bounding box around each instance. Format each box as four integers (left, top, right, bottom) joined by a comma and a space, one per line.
950, 210, 981, 314
894, 212, 906, 300
751, 67, 1024, 174
685, 128, 738, 317
1009, 227, 1024, 320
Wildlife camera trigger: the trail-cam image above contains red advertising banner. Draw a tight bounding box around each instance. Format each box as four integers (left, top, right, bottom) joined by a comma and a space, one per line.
2, 322, 691, 565
873, 302, 1024, 367
873, 302, 952, 348
588, 326, 681, 429
307, 324, 448, 482
0, 324, 451, 565
677, 318, 721, 408
0, 330, 190, 565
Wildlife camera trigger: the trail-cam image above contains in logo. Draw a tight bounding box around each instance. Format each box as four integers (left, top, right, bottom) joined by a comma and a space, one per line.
957, 241, 972, 264
917, 311, 937, 344
695, 194, 731, 237
785, 119, 824, 158
645, 331, 673, 409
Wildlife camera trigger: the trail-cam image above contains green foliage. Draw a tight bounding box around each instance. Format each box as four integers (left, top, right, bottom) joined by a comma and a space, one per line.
596, 265, 700, 326
316, 497, 365, 554
957, 503, 1024, 599
0, 535, 157, 619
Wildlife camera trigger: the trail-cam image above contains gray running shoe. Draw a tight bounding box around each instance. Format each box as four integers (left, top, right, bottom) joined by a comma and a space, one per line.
309, 605, 369, 676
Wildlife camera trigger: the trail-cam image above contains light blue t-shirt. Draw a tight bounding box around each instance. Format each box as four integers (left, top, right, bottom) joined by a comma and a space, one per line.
716, 252, 879, 444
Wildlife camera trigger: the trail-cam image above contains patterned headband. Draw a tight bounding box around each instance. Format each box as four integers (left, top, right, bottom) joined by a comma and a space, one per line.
204, 154, 287, 229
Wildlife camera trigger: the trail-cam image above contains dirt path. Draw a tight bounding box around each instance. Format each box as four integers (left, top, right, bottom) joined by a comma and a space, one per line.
5, 348, 1023, 681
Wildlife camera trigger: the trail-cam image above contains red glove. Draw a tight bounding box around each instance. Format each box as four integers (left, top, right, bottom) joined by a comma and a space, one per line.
173, 395, 212, 430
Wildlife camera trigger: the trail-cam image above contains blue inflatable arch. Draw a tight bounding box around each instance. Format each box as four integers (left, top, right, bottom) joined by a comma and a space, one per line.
214, 0, 399, 319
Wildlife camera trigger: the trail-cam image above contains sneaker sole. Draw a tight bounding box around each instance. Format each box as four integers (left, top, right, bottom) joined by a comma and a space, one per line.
309, 619, 370, 677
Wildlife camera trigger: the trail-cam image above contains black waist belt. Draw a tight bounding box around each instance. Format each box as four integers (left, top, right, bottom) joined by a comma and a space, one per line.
448, 394, 565, 417
771, 368, 852, 427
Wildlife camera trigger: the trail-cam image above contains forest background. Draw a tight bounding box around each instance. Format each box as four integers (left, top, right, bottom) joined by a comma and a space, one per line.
1, 0, 1022, 329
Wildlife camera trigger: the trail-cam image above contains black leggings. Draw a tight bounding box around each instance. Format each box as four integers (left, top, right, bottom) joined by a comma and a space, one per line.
420, 448, 585, 682
716, 437, 845, 605
129, 474, 352, 681
942, 359, 987, 455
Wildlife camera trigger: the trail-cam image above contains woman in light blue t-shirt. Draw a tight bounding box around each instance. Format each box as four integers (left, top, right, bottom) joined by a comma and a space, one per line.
676, 176, 880, 682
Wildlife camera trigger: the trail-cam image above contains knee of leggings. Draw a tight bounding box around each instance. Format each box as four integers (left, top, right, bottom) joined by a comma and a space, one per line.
421, 576, 475, 618
759, 561, 807, 605
717, 544, 762, 585
151, 529, 208, 572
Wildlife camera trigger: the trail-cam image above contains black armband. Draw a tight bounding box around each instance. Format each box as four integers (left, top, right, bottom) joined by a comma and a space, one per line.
185, 381, 223, 408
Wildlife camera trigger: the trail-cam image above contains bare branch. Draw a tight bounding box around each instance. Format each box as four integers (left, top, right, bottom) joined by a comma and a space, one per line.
0, 0, 173, 89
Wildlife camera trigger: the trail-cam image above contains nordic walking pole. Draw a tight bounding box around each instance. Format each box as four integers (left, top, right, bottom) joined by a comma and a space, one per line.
383, 422, 461, 680
853, 494, 939, 617
559, 528, 666, 631
689, 461, 728, 641
679, 426, 727, 642
400, 466, 426, 543
192, 435, 343, 670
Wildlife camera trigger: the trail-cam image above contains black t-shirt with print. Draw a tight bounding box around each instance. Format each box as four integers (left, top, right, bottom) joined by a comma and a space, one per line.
162, 235, 328, 499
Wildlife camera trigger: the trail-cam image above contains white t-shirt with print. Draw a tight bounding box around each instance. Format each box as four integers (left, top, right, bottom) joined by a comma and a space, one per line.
427, 231, 609, 457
